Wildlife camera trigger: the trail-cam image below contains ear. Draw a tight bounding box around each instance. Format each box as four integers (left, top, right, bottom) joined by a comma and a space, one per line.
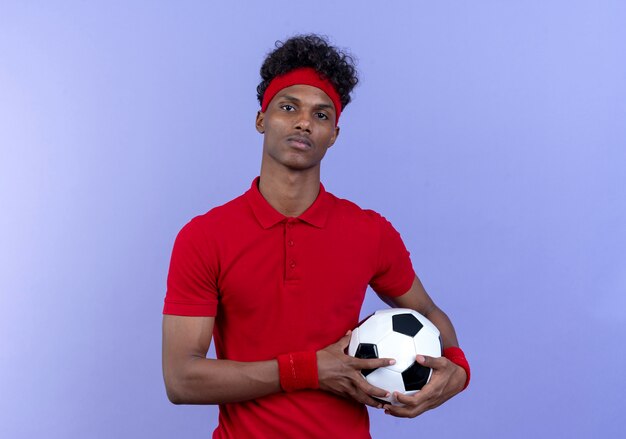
255, 111, 265, 134
327, 125, 340, 149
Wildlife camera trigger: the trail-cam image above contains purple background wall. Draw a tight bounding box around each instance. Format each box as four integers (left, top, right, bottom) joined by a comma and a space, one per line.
1, 1, 624, 438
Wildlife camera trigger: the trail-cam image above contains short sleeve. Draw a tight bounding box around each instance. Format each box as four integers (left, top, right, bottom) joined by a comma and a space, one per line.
163, 217, 219, 316
369, 215, 416, 298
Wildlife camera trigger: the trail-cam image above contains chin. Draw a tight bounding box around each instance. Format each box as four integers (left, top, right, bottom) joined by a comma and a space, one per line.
285, 163, 317, 172
280, 155, 319, 171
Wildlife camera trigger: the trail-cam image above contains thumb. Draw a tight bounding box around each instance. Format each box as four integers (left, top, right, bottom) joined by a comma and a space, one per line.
338, 330, 352, 348
416, 354, 445, 369
416, 355, 429, 365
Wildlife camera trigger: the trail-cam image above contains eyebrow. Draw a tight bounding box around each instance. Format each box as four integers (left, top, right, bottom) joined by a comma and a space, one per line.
280, 95, 335, 112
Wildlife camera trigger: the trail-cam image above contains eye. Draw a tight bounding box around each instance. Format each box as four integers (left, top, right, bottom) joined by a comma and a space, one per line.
281, 104, 295, 111
315, 112, 329, 120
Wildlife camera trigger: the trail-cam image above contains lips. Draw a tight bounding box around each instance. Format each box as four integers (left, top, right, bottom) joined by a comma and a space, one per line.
286, 135, 312, 149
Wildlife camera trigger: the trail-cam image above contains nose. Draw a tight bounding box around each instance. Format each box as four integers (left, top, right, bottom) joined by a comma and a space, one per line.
294, 113, 312, 133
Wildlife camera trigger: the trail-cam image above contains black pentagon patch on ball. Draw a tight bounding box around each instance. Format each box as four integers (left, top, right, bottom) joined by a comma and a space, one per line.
355, 343, 378, 377
402, 361, 431, 391
392, 313, 423, 337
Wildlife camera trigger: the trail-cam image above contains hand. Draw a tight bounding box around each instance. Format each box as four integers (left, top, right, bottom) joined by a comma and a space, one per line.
383, 354, 466, 418
317, 331, 396, 409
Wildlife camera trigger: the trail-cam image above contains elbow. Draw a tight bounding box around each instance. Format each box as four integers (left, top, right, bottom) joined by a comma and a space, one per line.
166, 385, 184, 405
164, 368, 215, 405
163, 357, 220, 405
163, 372, 189, 405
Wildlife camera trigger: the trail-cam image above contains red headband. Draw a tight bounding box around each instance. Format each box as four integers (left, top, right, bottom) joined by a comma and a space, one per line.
261, 67, 342, 124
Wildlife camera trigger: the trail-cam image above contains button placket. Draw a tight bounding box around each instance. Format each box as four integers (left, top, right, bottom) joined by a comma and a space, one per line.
285, 219, 298, 280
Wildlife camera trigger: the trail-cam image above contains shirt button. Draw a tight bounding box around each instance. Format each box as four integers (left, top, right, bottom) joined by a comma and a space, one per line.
288, 240, 294, 247
290, 260, 296, 269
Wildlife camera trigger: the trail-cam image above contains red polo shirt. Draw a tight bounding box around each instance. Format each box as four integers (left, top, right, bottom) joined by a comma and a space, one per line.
164, 177, 415, 439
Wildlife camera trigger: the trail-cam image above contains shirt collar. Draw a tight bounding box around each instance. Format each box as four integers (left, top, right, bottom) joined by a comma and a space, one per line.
245, 177, 333, 229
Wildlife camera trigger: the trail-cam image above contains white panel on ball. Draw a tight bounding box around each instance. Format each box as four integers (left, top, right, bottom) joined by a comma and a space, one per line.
348, 328, 360, 355
365, 367, 406, 404
413, 329, 441, 357
357, 313, 393, 344
375, 331, 417, 373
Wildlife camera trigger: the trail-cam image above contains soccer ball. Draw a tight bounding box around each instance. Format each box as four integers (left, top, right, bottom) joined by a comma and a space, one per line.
348, 308, 442, 406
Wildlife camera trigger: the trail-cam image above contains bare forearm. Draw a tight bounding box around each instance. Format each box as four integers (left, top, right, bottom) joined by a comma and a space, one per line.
424, 305, 459, 349
166, 357, 281, 405
382, 276, 462, 349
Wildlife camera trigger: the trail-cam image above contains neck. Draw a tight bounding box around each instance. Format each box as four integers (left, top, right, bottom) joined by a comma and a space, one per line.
258, 167, 321, 217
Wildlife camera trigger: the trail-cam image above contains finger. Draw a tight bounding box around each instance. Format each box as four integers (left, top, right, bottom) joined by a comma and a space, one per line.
395, 387, 445, 412
416, 354, 447, 369
357, 378, 391, 399
383, 393, 432, 418
353, 356, 396, 371
394, 390, 424, 407
383, 403, 413, 418
348, 384, 387, 409
361, 393, 387, 409
384, 402, 425, 418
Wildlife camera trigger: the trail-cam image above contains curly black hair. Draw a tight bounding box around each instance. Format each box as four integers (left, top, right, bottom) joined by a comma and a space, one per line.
256, 34, 358, 111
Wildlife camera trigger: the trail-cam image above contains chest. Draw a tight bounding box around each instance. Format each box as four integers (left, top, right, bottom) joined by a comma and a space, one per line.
213, 220, 379, 348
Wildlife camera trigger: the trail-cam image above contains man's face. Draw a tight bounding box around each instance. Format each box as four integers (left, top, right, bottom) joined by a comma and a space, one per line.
256, 84, 340, 172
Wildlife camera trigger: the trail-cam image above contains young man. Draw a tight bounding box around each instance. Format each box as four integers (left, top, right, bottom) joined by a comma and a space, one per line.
162, 34, 470, 438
